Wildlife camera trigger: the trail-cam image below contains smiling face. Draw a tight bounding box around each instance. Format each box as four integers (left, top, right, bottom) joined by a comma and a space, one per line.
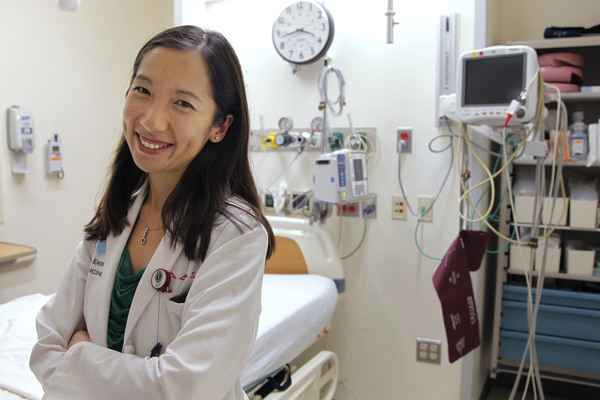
123, 47, 231, 182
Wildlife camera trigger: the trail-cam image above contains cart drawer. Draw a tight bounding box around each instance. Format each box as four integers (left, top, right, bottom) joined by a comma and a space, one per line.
503, 284, 600, 311
500, 330, 600, 373
501, 299, 600, 342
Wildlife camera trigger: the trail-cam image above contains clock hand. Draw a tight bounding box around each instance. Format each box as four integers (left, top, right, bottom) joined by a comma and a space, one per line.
297, 28, 315, 37
281, 25, 316, 38
281, 28, 303, 38
281, 30, 296, 38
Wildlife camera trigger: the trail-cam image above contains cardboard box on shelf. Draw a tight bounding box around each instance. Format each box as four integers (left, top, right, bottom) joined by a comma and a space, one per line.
564, 240, 595, 276
542, 196, 568, 226
569, 198, 599, 229
514, 195, 536, 224
509, 240, 561, 274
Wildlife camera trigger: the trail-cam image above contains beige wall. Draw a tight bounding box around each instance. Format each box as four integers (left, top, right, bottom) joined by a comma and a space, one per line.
0, 0, 173, 302
488, 0, 600, 44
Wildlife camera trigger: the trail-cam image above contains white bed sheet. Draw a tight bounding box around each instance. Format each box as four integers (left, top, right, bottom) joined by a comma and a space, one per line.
0, 274, 337, 399
241, 274, 338, 388
0, 293, 51, 400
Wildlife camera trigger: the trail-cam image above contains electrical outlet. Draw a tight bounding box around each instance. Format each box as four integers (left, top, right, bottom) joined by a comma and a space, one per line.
337, 202, 360, 217
362, 194, 377, 219
289, 191, 312, 213
392, 195, 407, 220
397, 127, 412, 153
262, 192, 276, 215
416, 338, 441, 364
417, 196, 434, 222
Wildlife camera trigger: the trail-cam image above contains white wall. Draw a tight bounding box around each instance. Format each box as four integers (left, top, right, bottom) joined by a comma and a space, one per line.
0, 0, 173, 302
180, 0, 483, 399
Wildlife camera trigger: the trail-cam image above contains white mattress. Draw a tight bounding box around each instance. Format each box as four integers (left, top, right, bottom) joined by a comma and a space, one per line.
0, 274, 337, 399
241, 274, 338, 387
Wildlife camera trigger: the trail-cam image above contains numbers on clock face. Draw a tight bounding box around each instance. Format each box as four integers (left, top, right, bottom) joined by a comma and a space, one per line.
272, 1, 333, 64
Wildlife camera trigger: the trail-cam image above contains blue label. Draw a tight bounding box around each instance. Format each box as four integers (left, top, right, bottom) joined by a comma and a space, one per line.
96, 240, 107, 256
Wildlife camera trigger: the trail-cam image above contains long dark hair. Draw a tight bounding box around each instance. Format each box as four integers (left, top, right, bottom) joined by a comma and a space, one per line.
85, 25, 274, 261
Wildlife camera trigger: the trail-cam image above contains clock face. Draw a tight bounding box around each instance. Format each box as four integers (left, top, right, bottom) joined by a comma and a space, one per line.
272, 1, 334, 65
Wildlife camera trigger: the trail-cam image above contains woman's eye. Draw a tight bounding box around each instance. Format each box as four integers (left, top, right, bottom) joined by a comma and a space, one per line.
133, 86, 150, 95
175, 100, 194, 109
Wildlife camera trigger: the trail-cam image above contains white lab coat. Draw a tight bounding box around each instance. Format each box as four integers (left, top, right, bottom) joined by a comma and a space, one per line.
30, 183, 267, 400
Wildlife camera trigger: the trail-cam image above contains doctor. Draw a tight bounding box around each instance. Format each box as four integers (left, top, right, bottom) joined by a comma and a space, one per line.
30, 25, 275, 400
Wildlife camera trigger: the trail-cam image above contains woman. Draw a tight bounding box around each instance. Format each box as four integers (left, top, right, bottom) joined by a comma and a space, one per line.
30, 25, 275, 400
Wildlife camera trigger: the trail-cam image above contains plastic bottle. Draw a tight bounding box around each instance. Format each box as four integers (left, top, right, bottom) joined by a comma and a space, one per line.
569, 111, 588, 160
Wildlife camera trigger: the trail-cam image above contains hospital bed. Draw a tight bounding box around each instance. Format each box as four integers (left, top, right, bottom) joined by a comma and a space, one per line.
0, 216, 343, 400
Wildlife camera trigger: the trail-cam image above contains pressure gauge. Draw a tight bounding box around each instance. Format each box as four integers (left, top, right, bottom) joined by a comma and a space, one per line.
278, 117, 294, 132
311, 116, 324, 132
272, 1, 335, 65
275, 132, 293, 146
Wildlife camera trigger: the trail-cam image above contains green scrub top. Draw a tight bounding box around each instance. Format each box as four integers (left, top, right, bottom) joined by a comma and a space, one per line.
107, 247, 145, 352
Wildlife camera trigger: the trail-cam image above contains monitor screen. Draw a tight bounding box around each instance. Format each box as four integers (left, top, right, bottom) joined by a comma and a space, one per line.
353, 158, 364, 181
462, 53, 526, 106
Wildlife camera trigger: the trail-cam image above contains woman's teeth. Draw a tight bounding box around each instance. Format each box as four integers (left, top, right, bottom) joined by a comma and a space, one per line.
140, 136, 169, 150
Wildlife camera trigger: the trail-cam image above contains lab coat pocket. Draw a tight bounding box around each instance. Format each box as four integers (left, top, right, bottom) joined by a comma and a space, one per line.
165, 299, 185, 330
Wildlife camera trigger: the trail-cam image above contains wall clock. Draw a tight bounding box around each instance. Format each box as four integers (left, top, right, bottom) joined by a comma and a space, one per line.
272, 0, 334, 65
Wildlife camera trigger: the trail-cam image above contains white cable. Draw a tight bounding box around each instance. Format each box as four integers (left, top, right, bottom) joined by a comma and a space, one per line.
508, 77, 547, 400
525, 94, 567, 400
344, 132, 376, 159
509, 81, 567, 400
318, 63, 346, 117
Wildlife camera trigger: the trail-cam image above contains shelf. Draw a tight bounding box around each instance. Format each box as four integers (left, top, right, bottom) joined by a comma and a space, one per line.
552, 92, 600, 102
496, 360, 600, 388
507, 36, 600, 49
507, 268, 600, 283
509, 222, 600, 233
490, 34, 600, 385
513, 158, 599, 167
0, 242, 37, 269
508, 37, 600, 102
561, 92, 600, 101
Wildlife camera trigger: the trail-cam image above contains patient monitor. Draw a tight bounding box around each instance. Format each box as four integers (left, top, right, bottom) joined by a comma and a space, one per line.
455, 45, 539, 126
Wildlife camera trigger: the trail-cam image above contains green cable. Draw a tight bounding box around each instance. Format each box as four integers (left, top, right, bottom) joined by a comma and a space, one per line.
414, 215, 442, 262
487, 229, 516, 254
414, 133, 523, 262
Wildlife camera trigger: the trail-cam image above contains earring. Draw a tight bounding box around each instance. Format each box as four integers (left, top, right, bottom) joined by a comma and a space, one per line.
215, 136, 219, 141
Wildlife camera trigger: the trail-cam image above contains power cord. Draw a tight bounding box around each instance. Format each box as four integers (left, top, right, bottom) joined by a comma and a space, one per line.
397, 131, 454, 219
340, 214, 368, 260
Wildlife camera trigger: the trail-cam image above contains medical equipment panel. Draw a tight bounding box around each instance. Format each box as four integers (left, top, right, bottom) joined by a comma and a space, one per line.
6, 106, 35, 174
45, 134, 64, 179
250, 125, 376, 153
455, 45, 539, 126
7, 106, 35, 153
313, 149, 367, 204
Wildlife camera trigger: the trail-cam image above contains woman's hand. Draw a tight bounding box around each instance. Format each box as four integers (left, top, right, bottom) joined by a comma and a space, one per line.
68, 330, 91, 349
